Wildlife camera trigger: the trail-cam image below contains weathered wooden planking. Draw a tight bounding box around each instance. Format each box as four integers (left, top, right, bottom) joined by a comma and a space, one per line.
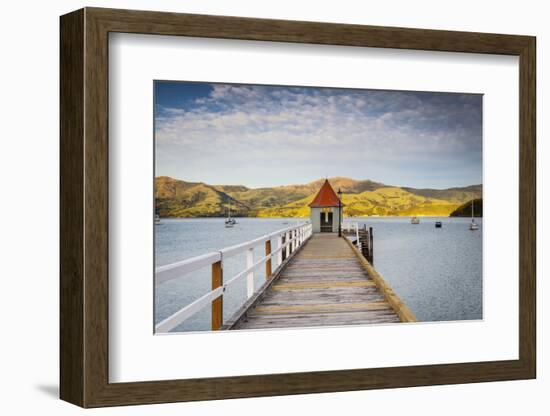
233, 233, 401, 330
241, 312, 401, 329
259, 288, 386, 306
273, 281, 376, 290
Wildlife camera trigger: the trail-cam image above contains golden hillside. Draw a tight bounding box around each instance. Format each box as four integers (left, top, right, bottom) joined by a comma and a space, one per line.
155, 176, 481, 218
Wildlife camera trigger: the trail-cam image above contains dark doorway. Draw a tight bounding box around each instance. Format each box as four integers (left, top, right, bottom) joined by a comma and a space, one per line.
320, 212, 333, 232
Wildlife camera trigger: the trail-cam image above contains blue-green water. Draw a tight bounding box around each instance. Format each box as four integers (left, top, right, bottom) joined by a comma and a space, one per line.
155, 217, 482, 332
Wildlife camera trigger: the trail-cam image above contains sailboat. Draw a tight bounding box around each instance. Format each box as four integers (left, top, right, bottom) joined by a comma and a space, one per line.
225, 200, 237, 227
411, 216, 420, 224
469, 200, 479, 230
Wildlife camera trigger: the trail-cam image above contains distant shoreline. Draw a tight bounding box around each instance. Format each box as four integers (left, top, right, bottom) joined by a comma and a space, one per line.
156, 215, 481, 219
156, 176, 482, 219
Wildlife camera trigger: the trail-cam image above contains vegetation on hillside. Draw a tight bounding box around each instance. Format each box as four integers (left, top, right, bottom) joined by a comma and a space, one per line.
450, 198, 483, 217
401, 185, 482, 203
155, 176, 482, 218
155, 176, 250, 217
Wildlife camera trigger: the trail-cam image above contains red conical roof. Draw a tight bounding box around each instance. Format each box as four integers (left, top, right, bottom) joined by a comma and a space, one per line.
309, 179, 344, 207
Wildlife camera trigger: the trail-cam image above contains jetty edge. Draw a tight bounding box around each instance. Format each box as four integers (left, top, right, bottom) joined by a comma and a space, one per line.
343, 235, 417, 323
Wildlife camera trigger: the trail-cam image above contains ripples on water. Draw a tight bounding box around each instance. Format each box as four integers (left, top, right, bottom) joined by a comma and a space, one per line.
155, 217, 482, 332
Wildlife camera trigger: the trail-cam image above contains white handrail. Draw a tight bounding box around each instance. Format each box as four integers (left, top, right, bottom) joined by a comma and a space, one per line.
342, 221, 361, 250
156, 251, 222, 284
219, 223, 308, 258
224, 230, 302, 289
155, 286, 225, 333
156, 223, 308, 285
155, 221, 312, 333
225, 253, 270, 288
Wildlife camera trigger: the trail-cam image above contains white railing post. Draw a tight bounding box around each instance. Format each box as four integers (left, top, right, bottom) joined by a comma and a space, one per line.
246, 247, 254, 298
285, 231, 290, 258
265, 239, 272, 279
277, 235, 283, 267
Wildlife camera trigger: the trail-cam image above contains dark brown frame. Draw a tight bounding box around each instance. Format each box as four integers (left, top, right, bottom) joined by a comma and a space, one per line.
60, 7, 536, 408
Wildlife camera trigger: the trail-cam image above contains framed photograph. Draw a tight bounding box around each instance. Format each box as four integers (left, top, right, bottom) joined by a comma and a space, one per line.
60, 7, 536, 408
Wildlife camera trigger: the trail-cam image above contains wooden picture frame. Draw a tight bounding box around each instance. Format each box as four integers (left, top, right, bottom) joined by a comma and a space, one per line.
60, 7, 536, 408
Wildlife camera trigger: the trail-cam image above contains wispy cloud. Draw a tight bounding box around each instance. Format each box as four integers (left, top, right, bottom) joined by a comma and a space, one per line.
155, 83, 482, 188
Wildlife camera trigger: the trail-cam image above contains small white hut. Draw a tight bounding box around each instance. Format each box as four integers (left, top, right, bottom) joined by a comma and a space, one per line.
309, 179, 344, 233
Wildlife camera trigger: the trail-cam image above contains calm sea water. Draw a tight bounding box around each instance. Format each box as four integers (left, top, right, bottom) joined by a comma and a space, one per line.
155, 217, 482, 332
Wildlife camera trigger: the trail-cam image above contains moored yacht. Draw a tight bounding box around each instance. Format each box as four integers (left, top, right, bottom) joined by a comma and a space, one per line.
469, 199, 479, 230
225, 200, 237, 227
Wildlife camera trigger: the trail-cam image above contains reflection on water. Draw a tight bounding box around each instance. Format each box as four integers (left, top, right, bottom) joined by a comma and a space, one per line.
155, 217, 482, 332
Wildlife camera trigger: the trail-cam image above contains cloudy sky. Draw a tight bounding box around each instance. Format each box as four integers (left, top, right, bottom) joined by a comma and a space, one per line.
154, 81, 482, 189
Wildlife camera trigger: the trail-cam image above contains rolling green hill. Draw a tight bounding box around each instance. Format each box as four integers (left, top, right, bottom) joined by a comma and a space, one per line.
155, 176, 482, 218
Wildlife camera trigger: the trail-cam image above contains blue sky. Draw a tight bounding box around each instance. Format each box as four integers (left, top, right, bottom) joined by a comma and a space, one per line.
154, 81, 482, 189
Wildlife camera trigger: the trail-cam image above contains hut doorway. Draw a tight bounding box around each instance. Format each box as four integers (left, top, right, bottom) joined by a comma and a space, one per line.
320, 211, 333, 232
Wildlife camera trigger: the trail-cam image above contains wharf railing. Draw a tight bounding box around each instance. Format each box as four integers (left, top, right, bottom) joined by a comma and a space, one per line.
155, 221, 313, 333
342, 221, 374, 264
341, 221, 360, 249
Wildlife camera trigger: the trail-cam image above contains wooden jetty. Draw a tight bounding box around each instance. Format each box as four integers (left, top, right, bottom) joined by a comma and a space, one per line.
155, 221, 416, 333
226, 233, 405, 330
